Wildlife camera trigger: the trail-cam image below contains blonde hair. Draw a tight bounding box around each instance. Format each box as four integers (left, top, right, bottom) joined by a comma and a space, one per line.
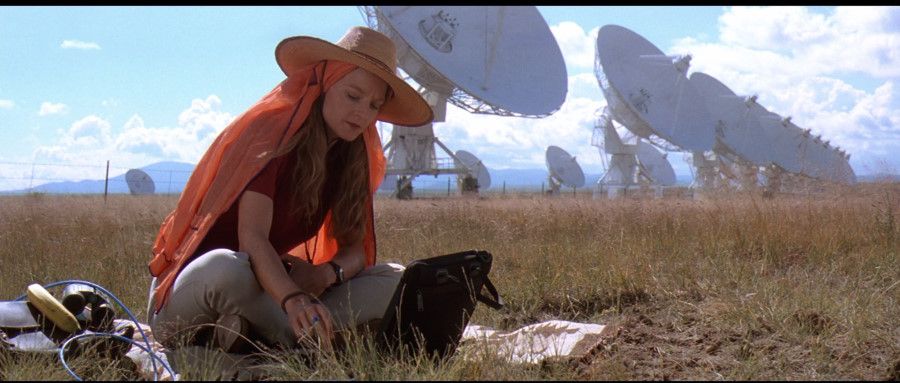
274, 94, 370, 246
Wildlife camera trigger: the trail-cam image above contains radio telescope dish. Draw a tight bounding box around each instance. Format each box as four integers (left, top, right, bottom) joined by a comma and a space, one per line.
546, 145, 585, 191
834, 150, 856, 184
689, 72, 772, 167
798, 134, 830, 181
742, 105, 816, 193
595, 24, 716, 152
796, 129, 856, 184
769, 116, 808, 175
747, 102, 783, 170
636, 140, 676, 186
800, 138, 856, 184
454, 150, 491, 190
781, 129, 853, 188
363, 6, 566, 198
370, 6, 567, 117
125, 169, 155, 195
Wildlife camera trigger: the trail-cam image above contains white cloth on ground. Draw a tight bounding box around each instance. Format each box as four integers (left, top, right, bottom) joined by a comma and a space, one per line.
459, 320, 608, 364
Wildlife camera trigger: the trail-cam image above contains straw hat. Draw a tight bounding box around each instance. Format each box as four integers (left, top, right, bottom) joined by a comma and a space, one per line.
276, 26, 434, 127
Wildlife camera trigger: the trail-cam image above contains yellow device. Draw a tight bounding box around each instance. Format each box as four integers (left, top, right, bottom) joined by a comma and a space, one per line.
26, 283, 81, 333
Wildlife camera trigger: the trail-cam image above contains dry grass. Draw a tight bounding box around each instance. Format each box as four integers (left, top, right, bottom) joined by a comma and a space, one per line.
0, 183, 897, 380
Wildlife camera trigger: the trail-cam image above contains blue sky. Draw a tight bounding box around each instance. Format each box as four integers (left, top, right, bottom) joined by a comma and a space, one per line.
1, 6, 898, 191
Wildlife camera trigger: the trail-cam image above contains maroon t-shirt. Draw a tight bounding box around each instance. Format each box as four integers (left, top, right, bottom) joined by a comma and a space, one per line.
192, 143, 347, 262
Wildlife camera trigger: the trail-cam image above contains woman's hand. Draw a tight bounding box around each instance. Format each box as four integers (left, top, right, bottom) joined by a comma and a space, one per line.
288, 261, 336, 297
284, 293, 334, 352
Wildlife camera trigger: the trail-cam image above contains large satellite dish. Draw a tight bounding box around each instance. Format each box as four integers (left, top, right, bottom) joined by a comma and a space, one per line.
688, 72, 773, 168
797, 130, 856, 184
636, 140, 676, 186
125, 169, 155, 195
740, 102, 795, 193
595, 24, 716, 153
833, 150, 856, 184
688, 72, 785, 191
372, 6, 567, 116
454, 149, 491, 191
797, 131, 829, 181
771, 116, 807, 176
363, 6, 567, 198
545, 145, 585, 194
783, 118, 856, 184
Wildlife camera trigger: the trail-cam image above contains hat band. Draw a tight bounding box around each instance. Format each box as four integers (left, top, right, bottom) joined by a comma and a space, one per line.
349, 50, 395, 77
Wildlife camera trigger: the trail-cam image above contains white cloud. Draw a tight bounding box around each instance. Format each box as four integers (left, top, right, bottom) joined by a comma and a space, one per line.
64, 115, 112, 147
38, 102, 68, 116
101, 98, 119, 108
549, 21, 599, 70
177, 95, 233, 141
0, 99, 13, 109
714, 6, 900, 78
30, 95, 235, 179
61, 39, 101, 50
718, 6, 832, 51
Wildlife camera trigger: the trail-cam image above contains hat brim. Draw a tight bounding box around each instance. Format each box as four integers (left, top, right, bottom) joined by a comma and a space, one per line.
275, 36, 434, 128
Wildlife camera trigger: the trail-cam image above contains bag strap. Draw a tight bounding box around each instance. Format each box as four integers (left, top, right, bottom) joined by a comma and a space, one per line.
476, 275, 504, 310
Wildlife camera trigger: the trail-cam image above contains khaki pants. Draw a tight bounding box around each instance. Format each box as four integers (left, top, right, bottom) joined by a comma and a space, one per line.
148, 248, 403, 348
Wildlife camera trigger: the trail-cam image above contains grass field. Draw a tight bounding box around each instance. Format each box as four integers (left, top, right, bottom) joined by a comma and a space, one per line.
0, 183, 897, 380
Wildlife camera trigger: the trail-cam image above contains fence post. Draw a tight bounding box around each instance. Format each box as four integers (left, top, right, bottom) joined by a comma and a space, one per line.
29, 162, 35, 190
502, 181, 506, 196
447, 177, 450, 197
103, 160, 110, 203
541, 182, 544, 196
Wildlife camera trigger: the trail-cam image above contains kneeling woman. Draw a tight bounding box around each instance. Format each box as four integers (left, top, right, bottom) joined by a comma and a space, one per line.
146, 26, 433, 351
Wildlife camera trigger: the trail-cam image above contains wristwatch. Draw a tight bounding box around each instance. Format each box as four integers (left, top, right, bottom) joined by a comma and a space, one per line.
327, 261, 344, 286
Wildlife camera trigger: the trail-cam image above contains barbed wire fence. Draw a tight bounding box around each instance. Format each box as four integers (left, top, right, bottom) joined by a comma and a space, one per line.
0, 160, 597, 198
0, 160, 192, 195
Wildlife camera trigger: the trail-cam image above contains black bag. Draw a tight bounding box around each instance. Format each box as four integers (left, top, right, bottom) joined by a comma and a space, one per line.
377, 249, 504, 360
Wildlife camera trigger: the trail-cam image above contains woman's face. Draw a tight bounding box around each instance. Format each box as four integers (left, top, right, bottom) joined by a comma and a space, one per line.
323, 68, 389, 142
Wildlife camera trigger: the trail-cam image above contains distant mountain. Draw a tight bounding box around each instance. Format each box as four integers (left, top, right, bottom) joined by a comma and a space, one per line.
8, 159, 888, 195
6, 160, 704, 195
5, 161, 196, 195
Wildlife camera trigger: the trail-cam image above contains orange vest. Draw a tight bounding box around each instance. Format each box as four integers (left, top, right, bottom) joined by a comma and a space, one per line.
148, 61, 386, 313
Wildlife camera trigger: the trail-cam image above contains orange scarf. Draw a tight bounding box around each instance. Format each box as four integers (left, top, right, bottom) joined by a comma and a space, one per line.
148, 60, 386, 313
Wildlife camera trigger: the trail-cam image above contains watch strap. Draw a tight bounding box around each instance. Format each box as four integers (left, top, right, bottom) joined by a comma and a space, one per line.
327, 261, 344, 286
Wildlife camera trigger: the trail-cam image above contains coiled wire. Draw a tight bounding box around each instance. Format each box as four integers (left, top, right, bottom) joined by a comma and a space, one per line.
14, 279, 177, 381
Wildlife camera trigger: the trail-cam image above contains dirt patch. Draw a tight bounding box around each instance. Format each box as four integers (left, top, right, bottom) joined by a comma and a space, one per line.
565, 296, 893, 380
577, 299, 740, 380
